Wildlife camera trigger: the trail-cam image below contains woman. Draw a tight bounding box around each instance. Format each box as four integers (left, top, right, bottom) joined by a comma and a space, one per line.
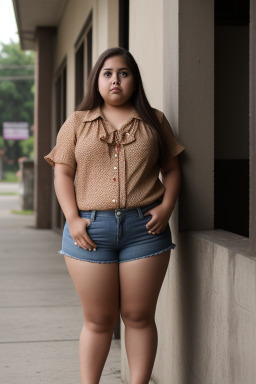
44, 47, 185, 384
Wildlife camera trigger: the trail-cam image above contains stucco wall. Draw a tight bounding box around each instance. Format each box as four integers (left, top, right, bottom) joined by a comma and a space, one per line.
54, 0, 118, 115
54, 0, 93, 115
175, 231, 256, 384
129, 0, 163, 110
46, 1, 256, 383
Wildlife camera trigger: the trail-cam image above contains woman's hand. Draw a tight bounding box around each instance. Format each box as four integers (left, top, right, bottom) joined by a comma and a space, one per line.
143, 204, 173, 235
68, 217, 97, 251
144, 154, 181, 235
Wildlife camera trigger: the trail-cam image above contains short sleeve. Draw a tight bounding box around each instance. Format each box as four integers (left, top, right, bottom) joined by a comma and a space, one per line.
161, 113, 185, 160
44, 112, 77, 170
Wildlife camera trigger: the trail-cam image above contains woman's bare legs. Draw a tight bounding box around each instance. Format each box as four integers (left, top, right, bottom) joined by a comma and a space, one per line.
64, 256, 120, 384
119, 250, 171, 384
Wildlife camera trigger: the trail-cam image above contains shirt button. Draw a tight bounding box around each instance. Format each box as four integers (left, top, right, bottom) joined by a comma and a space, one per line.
115, 154, 117, 157
113, 178, 116, 181
112, 199, 116, 202
126, 132, 130, 136
114, 166, 117, 170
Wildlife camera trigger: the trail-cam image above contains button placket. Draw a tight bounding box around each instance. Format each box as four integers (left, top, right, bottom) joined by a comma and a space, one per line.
112, 138, 119, 206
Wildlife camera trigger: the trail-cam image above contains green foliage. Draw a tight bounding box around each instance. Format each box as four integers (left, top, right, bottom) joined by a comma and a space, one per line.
0, 41, 35, 129
19, 136, 34, 158
0, 41, 35, 170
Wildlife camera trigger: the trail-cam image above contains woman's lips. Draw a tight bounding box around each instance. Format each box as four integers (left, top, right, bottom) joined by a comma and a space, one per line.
111, 88, 121, 92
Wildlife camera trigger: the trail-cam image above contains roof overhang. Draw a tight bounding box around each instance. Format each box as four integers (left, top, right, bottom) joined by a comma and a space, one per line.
12, 0, 68, 50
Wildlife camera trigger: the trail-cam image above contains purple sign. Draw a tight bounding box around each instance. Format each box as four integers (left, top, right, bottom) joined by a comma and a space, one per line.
3, 122, 29, 140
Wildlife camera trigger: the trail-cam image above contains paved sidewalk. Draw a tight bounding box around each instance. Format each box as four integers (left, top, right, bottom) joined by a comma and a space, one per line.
0, 182, 121, 383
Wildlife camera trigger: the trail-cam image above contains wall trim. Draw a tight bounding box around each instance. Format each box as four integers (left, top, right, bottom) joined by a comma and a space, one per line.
74, 9, 93, 49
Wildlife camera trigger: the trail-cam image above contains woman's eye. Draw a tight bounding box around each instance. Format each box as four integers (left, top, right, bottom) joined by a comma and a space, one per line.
120, 71, 128, 77
104, 72, 111, 77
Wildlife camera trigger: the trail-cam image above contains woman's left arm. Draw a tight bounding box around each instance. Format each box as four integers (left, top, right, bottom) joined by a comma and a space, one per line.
144, 156, 181, 234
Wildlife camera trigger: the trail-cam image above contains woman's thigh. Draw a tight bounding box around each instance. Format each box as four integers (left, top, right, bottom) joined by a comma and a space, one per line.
119, 251, 171, 324
64, 256, 120, 327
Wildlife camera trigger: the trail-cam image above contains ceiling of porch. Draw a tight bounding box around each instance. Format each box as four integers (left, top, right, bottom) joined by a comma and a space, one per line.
13, 0, 68, 50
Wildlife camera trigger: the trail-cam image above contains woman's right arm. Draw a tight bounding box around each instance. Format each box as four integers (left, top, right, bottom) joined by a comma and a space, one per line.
54, 163, 97, 251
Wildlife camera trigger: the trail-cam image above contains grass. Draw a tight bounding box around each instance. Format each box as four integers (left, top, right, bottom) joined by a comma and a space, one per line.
2, 171, 19, 182
11, 209, 34, 215
0, 192, 18, 196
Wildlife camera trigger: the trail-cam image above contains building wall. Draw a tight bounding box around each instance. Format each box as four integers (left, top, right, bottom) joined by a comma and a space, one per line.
120, 0, 256, 383
129, 0, 163, 110
43, 0, 256, 383
54, 0, 118, 116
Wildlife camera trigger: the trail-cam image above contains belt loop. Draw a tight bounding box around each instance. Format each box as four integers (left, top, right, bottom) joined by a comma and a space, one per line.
137, 207, 143, 219
91, 210, 96, 221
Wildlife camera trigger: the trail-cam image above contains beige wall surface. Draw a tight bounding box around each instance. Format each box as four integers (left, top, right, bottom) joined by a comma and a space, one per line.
129, 0, 163, 110
47, 1, 255, 383
177, 231, 256, 384
178, 0, 214, 232
93, 0, 119, 63
54, 0, 119, 115
54, 0, 93, 115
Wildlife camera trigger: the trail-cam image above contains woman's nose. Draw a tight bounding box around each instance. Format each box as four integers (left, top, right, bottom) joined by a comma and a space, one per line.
112, 75, 120, 84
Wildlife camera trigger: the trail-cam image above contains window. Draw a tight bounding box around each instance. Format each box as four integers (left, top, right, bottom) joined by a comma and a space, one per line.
75, 42, 84, 107
119, 0, 129, 49
214, 0, 250, 237
74, 11, 93, 108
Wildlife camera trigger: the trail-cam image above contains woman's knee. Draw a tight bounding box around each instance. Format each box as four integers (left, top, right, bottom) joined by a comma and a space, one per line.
84, 310, 119, 333
120, 308, 154, 329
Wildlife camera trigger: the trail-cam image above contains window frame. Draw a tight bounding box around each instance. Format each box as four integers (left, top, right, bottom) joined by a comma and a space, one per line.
74, 10, 93, 106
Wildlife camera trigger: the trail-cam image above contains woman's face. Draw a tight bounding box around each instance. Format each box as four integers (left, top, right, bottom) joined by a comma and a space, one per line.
98, 55, 135, 107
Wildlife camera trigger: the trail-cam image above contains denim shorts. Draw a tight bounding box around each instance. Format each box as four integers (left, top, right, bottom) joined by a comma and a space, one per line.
58, 199, 176, 264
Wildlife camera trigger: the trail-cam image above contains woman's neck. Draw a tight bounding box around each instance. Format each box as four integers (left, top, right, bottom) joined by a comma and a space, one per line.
100, 103, 134, 130
101, 102, 133, 115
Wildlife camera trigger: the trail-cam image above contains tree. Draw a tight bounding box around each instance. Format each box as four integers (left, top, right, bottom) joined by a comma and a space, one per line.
0, 41, 35, 172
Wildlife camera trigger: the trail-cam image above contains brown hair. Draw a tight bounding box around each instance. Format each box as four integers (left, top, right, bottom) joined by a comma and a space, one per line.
76, 47, 168, 166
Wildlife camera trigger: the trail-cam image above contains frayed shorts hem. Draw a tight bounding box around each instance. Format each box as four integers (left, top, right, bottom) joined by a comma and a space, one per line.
58, 243, 174, 264
119, 244, 175, 263
58, 250, 118, 264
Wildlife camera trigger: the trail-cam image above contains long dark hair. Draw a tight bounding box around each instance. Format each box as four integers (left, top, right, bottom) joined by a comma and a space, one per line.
76, 47, 168, 166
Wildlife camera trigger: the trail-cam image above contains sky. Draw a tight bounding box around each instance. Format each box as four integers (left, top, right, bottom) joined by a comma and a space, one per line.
0, 0, 19, 46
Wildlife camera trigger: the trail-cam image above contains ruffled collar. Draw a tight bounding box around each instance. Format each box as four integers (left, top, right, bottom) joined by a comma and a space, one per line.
83, 106, 142, 145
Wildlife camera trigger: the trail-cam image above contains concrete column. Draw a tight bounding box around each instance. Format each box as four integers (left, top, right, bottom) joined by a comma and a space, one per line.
94, 0, 119, 60
19, 159, 34, 211
176, 0, 214, 231
250, 0, 256, 255
149, 0, 214, 382
34, 27, 56, 228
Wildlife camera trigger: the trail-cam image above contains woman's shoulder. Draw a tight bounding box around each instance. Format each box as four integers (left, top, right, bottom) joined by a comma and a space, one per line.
151, 107, 164, 123
64, 109, 98, 126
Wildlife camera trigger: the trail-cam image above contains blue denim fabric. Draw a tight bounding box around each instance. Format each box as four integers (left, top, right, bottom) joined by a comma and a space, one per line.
59, 199, 176, 263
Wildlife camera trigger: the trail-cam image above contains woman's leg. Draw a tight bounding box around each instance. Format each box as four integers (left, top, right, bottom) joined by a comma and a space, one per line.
64, 256, 120, 384
119, 250, 171, 384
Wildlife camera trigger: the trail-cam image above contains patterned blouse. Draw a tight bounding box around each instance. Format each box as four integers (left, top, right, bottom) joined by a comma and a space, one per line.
44, 106, 185, 210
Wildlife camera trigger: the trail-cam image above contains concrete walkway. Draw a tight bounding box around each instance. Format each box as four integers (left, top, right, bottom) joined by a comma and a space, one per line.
0, 182, 121, 383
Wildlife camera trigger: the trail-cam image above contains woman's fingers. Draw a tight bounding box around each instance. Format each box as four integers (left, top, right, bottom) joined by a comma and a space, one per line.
81, 219, 97, 248
74, 236, 97, 251
148, 225, 161, 234
75, 229, 97, 251
75, 238, 93, 250
84, 232, 97, 249
147, 222, 167, 234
